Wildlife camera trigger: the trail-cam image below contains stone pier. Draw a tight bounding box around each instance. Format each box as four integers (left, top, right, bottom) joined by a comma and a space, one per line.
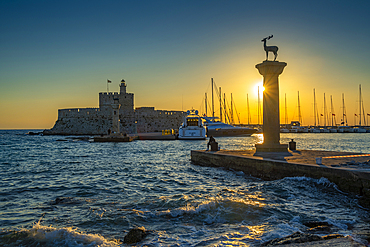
255, 61, 288, 152
191, 149, 370, 208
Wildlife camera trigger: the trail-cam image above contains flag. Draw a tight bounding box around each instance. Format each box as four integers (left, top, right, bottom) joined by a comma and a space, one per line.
107, 80, 112, 83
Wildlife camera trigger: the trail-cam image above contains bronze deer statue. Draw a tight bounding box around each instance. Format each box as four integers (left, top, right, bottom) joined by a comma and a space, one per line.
262, 35, 278, 61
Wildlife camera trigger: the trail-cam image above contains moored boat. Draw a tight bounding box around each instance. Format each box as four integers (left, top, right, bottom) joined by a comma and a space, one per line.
202, 117, 257, 137
353, 127, 367, 133
309, 127, 320, 133
178, 110, 206, 140
320, 128, 330, 133
338, 126, 354, 133
297, 126, 308, 133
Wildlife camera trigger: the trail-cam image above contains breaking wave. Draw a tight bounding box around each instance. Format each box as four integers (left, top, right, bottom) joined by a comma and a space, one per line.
0, 220, 119, 247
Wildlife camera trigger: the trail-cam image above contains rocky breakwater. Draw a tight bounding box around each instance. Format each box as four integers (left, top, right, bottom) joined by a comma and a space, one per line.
261, 221, 368, 246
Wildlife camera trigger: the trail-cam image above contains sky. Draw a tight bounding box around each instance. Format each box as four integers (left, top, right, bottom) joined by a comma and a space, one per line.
1, 0, 370, 129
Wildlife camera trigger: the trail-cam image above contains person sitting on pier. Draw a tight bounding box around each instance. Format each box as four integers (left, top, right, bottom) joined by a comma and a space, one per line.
206, 136, 216, 151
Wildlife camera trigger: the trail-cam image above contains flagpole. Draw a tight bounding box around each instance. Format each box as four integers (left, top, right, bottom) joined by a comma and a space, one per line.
107, 79, 111, 93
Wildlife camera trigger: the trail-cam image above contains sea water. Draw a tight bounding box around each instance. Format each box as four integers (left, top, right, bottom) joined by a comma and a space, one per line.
0, 130, 369, 246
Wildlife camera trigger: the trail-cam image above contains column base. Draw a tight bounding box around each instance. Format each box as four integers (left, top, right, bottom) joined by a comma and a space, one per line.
255, 143, 288, 152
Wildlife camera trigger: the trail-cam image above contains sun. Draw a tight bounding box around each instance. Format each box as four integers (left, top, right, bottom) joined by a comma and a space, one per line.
254, 82, 265, 98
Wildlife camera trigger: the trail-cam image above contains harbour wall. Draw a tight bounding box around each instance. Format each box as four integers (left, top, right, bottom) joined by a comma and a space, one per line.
191, 150, 370, 208
48, 107, 184, 135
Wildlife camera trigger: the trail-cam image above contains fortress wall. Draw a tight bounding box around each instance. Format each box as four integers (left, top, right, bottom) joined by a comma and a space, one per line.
99, 92, 134, 112
119, 93, 134, 111
51, 107, 184, 134
52, 108, 138, 135
58, 108, 101, 119
135, 108, 186, 133
119, 117, 137, 134
99, 92, 119, 107
50, 115, 112, 135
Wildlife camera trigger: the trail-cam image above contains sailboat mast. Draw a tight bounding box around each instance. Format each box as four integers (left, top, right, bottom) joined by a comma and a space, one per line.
205, 93, 207, 116
258, 86, 261, 126
359, 84, 362, 126
247, 94, 250, 125
330, 95, 335, 126
285, 93, 288, 125
219, 87, 222, 122
313, 89, 317, 126
324, 93, 327, 127
298, 91, 302, 124
224, 93, 227, 124
231, 93, 234, 124
342, 93, 347, 126
361, 86, 366, 125
211, 78, 214, 119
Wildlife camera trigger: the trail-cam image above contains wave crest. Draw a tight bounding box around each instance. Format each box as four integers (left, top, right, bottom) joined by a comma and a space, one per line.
0, 220, 119, 247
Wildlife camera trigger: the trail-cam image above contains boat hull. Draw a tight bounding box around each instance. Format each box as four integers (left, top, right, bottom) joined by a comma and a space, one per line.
207, 128, 256, 137
178, 127, 206, 140
178, 136, 206, 140
94, 136, 135, 142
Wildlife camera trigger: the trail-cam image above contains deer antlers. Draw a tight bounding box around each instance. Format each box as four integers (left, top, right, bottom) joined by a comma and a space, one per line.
261, 35, 273, 42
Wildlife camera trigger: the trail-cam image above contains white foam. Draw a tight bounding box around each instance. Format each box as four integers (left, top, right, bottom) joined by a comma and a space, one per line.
261, 223, 301, 242
283, 176, 339, 189
19, 221, 120, 247
157, 200, 216, 218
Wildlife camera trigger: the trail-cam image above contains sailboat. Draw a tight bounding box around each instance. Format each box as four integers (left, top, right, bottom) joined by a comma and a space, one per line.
320, 93, 330, 133
329, 95, 337, 132
202, 78, 257, 137
293, 91, 308, 133
354, 84, 367, 133
309, 89, 320, 133
338, 93, 354, 133
280, 93, 289, 133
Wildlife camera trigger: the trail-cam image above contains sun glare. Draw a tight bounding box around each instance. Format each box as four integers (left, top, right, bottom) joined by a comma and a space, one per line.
254, 82, 264, 98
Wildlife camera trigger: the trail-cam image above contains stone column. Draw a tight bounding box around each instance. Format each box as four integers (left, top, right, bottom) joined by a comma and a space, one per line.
112, 98, 121, 134
255, 61, 288, 152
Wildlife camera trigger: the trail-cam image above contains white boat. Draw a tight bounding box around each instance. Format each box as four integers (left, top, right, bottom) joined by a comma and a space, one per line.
338, 126, 354, 133
297, 126, 309, 133
178, 110, 207, 140
353, 127, 367, 133
202, 117, 257, 137
309, 127, 320, 133
280, 128, 289, 133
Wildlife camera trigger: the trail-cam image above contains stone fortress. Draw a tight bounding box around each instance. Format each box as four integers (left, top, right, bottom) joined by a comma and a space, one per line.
45, 80, 186, 135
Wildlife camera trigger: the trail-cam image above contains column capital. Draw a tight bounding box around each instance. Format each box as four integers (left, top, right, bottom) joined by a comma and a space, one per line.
256, 61, 287, 76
